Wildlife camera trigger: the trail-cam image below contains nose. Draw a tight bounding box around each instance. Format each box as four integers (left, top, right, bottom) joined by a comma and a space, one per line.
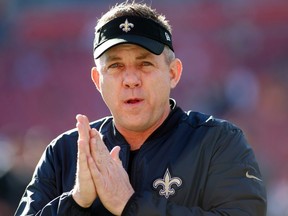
123, 70, 141, 89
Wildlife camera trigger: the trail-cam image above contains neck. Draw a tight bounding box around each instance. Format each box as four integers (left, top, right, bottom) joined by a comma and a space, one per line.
115, 110, 170, 151
121, 130, 150, 151
116, 121, 163, 150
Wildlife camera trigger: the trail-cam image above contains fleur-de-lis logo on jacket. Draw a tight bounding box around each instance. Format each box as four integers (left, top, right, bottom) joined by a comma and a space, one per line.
153, 168, 182, 199
119, 19, 134, 33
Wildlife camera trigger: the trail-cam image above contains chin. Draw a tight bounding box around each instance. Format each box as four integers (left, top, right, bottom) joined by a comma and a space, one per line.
120, 118, 151, 131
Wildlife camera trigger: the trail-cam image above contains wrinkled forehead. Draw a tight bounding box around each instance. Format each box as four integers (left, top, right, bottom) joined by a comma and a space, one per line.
95, 43, 164, 68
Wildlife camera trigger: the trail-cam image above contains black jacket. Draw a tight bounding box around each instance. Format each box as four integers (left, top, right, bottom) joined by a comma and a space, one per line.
15, 100, 266, 215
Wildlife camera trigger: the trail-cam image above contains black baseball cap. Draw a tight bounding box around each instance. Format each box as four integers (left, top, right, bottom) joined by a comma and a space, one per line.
93, 16, 174, 59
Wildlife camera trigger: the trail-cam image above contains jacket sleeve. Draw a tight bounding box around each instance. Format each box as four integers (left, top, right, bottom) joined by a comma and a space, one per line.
14, 142, 91, 216
122, 124, 267, 216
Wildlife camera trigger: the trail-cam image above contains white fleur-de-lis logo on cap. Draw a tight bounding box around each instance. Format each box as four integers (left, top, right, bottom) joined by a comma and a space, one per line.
153, 168, 182, 199
119, 19, 134, 33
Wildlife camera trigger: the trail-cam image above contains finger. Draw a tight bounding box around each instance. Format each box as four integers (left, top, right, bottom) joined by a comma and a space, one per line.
90, 128, 112, 172
76, 139, 90, 178
87, 154, 100, 178
90, 128, 100, 159
90, 136, 103, 167
89, 126, 98, 139
73, 141, 97, 208
110, 146, 122, 165
87, 136, 102, 186
76, 114, 92, 178
76, 132, 92, 188
76, 114, 91, 154
90, 128, 110, 156
76, 114, 91, 136
76, 116, 91, 176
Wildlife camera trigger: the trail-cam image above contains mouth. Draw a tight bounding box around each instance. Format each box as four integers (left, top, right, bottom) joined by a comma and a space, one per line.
124, 98, 144, 105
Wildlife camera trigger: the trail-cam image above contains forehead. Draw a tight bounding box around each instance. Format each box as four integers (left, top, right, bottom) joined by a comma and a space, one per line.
101, 44, 155, 60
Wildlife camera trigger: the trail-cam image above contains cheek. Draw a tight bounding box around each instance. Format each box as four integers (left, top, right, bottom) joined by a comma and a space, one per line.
148, 76, 171, 100
101, 82, 115, 99
101, 88, 117, 111
101, 77, 122, 106
153, 73, 172, 90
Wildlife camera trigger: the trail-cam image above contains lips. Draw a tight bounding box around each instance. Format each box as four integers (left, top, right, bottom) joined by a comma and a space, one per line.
125, 98, 143, 104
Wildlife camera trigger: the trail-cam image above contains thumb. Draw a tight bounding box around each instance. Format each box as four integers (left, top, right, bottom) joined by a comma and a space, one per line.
110, 146, 122, 164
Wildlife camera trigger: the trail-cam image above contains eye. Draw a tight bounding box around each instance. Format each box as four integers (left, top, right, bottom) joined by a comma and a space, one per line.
108, 63, 122, 69
141, 61, 153, 66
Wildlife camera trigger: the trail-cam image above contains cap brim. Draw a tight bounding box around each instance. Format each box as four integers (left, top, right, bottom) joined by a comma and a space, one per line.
94, 35, 165, 59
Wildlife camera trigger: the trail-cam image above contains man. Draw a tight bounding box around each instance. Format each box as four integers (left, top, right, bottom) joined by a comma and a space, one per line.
15, 1, 266, 215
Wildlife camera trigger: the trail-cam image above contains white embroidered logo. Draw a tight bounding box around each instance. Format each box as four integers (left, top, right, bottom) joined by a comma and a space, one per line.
153, 168, 182, 199
119, 19, 134, 33
165, 32, 171, 41
246, 171, 262, 181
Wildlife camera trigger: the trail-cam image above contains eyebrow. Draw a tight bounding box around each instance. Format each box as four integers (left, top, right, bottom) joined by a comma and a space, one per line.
106, 51, 153, 62
105, 55, 121, 63
136, 52, 153, 60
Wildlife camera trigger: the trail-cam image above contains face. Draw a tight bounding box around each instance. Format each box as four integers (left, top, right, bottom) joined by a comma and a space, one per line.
92, 44, 182, 134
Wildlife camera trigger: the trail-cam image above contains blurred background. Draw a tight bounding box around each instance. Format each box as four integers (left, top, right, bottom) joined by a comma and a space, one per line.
0, 0, 287, 215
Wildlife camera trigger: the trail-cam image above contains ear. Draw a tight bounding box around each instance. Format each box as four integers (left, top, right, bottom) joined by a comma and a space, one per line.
169, 58, 182, 89
91, 67, 101, 92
